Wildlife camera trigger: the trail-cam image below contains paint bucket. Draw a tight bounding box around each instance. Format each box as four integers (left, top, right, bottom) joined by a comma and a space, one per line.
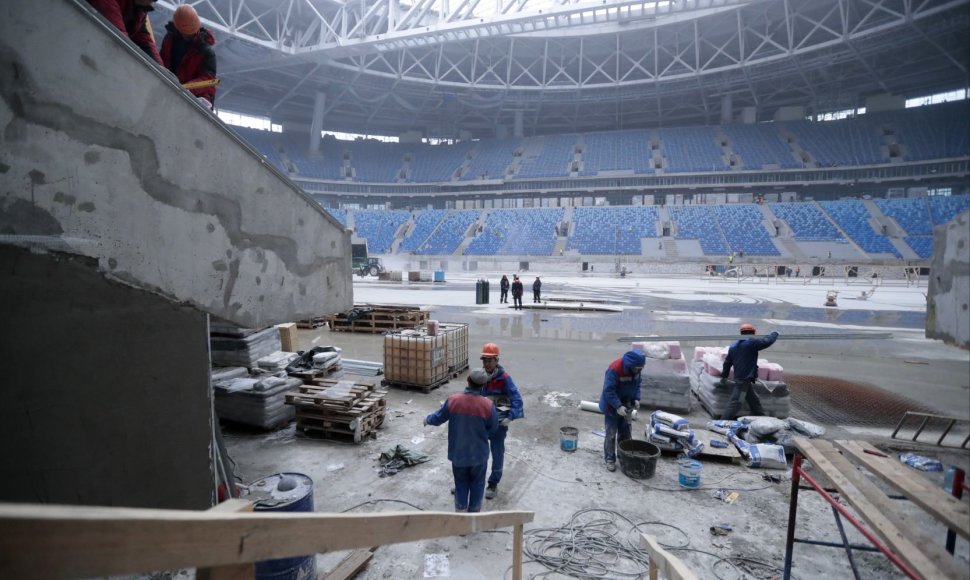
678, 459, 703, 489
245, 473, 316, 580
560, 426, 578, 452
617, 440, 660, 479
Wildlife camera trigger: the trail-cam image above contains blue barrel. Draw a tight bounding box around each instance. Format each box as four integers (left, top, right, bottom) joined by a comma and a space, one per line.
434, 270, 445, 282
246, 473, 316, 580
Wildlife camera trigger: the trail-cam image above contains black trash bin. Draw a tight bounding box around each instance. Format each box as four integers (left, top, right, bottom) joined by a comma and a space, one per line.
475, 279, 490, 304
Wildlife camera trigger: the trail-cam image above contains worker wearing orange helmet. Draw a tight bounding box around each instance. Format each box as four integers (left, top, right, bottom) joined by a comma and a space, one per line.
477, 343, 523, 499
160, 5, 217, 105
719, 324, 779, 420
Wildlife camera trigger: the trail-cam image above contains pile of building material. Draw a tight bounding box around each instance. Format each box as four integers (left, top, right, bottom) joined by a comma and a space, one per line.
284, 346, 343, 380
327, 304, 430, 333
632, 340, 691, 413
689, 346, 790, 418
210, 325, 282, 368
646, 411, 704, 456
382, 329, 450, 392
211, 367, 302, 430
285, 378, 387, 443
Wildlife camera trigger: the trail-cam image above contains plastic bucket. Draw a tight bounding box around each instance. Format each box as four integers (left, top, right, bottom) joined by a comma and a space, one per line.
617, 440, 660, 479
246, 473, 316, 580
434, 270, 445, 282
678, 459, 703, 489
560, 426, 578, 452
427, 320, 439, 336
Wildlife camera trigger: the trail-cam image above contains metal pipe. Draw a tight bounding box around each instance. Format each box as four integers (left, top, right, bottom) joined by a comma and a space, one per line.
783, 454, 802, 580
792, 538, 880, 552
831, 505, 863, 580
796, 465, 921, 580
946, 468, 965, 555
617, 332, 892, 342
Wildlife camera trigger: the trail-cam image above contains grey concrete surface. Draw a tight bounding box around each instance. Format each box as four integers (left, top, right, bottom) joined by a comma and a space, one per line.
0, 246, 213, 509
0, 0, 351, 329
927, 210, 969, 348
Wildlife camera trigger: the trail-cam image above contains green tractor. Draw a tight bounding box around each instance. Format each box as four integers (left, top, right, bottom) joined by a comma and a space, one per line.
352, 243, 385, 277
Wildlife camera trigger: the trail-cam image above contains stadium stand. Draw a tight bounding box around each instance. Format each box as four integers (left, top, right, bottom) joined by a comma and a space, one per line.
322, 207, 347, 227
345, 140, 404, 182
416, 210, 481, 255
516, 135, 575, 178
461, 139, 521, 180
874, 197, 933, 235
406, 142, 475, 182
232, 127, 287, 171
818, 200, 900, 256
567, 206, 659, 254
667, 205, 730, 254
658, 126, 725, 172
769, 202, 846, 242
904, 236, 934, 258
580, 130, 654, 176
928, 194, 970, 225
715, 204, 780, 256
285, 135, 344, 179
352, 209, 410, 253
888, 101, 970, 161
399, 209, 447, 253
722, 124, 800, 169
784, 117, 884, 166
465, 208, 563, 256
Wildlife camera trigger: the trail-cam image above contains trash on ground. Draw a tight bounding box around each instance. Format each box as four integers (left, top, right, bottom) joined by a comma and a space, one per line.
898, 452, 943, 472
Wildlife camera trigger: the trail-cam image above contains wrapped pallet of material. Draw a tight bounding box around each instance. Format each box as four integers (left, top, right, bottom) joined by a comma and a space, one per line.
384, 330, 448, 387
437, 322, 470, 375
640, 341, 691, 413
689, 360, 790, 419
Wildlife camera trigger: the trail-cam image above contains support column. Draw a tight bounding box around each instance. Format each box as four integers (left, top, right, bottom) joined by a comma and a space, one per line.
309, 91, 326, 154
513, 110, 524, 138
720, 94, 733, 124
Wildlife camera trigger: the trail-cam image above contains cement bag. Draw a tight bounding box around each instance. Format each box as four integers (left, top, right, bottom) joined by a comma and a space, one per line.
789, 418, 825, 438
747, 444, 788, 469
653, 423, 693, 441
707, 420, 745, 435
651, 411, 690, 431
745, 417, 788, 437
771, 429, 799, 455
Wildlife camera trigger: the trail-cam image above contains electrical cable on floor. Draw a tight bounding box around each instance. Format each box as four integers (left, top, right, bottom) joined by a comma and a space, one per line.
668, 547, 793, 580
340, 498, 426, 512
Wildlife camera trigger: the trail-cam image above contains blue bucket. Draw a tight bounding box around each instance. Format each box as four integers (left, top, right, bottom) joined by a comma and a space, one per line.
246, 473, 316, 580
560, 426, 578, 452
678, 459, 703, 489
434, 270, 445, 282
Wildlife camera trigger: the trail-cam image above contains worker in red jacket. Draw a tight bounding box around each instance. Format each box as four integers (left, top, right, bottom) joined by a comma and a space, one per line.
85, 0, 163, 65
160, 5, 217, 106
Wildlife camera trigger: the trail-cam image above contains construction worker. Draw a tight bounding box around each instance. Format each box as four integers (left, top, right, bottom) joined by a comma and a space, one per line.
161, 5, 217, 106
478, 343, 524, 499
532, 277, 542, 303
86, 0, 163, 65
719, 324, 779, 420
499, 275, 510, 304
425, 368, 497, 513
510, 276, 524, 310
599, 350, 646, 472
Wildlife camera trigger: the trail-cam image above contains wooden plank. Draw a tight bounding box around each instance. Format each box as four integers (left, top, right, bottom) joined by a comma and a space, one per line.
833, 440, 970, 541
197, 501, 255, 580
640, 533, 698, 580
322, 547, 376, 580
795, 439, 967, 579
512, 523, 523, 580
0, 506, 534, 579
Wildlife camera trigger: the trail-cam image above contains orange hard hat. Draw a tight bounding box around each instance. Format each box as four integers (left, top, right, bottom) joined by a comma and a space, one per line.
481, 343, 500, 358
740, 323, 757, 334
174, 5, 201, 36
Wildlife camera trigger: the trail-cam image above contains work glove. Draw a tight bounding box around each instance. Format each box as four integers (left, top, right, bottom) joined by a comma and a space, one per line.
499, 418, 511, 427
616, 406, 628, 418
631, 400, 641, 411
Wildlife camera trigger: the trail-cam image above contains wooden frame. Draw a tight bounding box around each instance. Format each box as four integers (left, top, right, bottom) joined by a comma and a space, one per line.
640, 533, 698, 580
0, 504, 532, 579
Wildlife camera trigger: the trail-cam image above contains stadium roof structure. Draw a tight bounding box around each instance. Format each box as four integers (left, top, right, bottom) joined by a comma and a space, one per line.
156, 0, 970, 137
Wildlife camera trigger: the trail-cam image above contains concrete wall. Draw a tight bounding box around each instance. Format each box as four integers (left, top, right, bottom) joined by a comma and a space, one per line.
0, 246, 213, 509
927, 210, 969, 348
0, 0, 352, 329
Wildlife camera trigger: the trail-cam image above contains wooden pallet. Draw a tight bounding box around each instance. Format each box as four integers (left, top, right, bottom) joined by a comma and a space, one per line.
327, 305, 430, 333
288, 364, 342, 382
285, 379, 386, 443
381, 376, 450, 394
296, 317, 328, 329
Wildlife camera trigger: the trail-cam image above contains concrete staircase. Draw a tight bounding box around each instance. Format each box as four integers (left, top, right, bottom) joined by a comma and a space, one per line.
777, 237, 807, 260
664, 239, 680, 258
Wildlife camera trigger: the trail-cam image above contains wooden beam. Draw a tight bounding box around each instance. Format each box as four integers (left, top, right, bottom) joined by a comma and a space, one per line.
794, 439, 966, 579
833, 440, 970, 541
198, 501, 255, 580
512, 523, 523, 580
640, 533, 698, 580
322, 547, 376, 580
0, 505, 533, 579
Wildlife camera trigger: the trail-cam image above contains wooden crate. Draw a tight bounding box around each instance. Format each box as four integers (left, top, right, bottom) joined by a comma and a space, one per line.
383, 331, 449, 390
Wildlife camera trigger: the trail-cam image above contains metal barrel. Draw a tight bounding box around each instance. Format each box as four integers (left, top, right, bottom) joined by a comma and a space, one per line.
245, 473, 316, 580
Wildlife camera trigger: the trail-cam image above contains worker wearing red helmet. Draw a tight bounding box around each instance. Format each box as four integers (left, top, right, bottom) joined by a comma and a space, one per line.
160, 5, 218, 106
719, 324, 779, 420
477, 343, 524, 499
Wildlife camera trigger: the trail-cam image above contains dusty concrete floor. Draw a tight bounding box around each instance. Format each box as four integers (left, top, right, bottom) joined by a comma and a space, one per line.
224, 273, 970, 579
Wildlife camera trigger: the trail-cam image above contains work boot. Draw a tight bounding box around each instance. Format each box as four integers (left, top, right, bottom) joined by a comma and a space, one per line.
485, 484, 498, 499
606, 462, 616, 472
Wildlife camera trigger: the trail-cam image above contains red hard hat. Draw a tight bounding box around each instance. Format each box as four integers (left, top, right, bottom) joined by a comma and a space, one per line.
740, 323, 757, 334
481, 343, 500, 358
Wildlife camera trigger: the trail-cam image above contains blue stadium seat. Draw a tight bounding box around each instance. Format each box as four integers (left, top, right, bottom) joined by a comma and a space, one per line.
399, 209, 447, 252
416, 210, 481, 255
567, 206, 659, 254
874, 198, 933, 236
769, 203, 846, 241
659, 127, 725, 173
722, 124, 800, 169
928, 194, 970, 225
352, 210, 411, 253
667, 206, 730, 254
465, 208, 563, 256
580, 131, 654, 176
714, 205, 780, 256
516, 135, 575, 178
818, 200, 900, 257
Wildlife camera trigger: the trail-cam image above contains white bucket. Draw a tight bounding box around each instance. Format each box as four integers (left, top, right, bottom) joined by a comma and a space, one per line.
678, 459, 702, 488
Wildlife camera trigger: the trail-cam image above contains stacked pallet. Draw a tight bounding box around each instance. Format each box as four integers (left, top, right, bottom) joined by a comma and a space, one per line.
212, 369, 302, 430
210, 326, 282, 368
285, 378, 386, 443
688, 348, 790, 419
327, 304, 430, 333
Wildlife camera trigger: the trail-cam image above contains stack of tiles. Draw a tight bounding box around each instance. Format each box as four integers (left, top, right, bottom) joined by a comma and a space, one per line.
633, 341, 691, 413
210, 325, 282, 368
212, 368, 301, 429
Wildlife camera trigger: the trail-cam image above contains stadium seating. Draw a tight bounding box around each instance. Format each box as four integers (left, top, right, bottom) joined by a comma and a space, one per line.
769, 202, 845, 241
580, 130, 654, 176
345, 140, 404, 182
516, 135, 575, 178
714, 205, 780, 256
667, 206, 730, 254
465, 208, 563, 256
407, 142, 475, 182
351, 210, 410, 253
284, 135, 344, 179
818, 200, 900, 256
887, 102, 970, 161
322, 207, 347, 227
928, 194, 970, 225
784, 118, 884, 166
659, 126, 726, 173
399, 209, 447, 252
721, 124, 800, 169
416, 210, 481, 255
874, 198, 933, 235
461, 139, 521, 180
232, 127, 286, 172
567, 206, 659, 254
905, 236, 933, 259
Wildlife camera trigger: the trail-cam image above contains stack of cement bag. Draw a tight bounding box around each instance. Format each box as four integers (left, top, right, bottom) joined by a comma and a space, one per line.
689, 346, 790, 418
211, 366, 301, 429
646, 411, 704, 457
707, 417, 824, 468
210, 325, 282, 368
632, 340, 691, 413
